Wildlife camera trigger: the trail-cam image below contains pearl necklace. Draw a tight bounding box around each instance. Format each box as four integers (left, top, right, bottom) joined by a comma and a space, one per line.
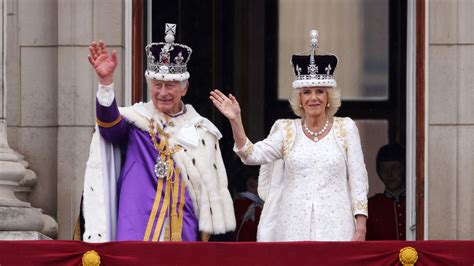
303, 117, 329, 142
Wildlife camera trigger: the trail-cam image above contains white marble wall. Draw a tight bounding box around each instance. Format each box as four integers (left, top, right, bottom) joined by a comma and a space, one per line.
5, 0, 124, 239
6, 0, 59, 218
428, 0, 474, 239
1, 1, 4, 122
56, 0, 124, 239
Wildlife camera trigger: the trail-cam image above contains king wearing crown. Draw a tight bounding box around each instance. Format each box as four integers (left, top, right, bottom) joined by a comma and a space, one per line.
79, 23, 235, 242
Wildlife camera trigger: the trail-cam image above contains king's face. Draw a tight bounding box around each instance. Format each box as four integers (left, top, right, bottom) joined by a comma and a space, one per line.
150, 79, 188, 114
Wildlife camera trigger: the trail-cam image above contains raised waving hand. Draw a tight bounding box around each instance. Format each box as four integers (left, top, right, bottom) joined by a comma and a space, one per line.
209, 89, 242, 121
210, 89, 247, 149
88, 40, 117, 85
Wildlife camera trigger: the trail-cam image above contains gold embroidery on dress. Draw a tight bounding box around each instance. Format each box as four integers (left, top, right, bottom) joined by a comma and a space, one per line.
283, 120, 294, 158
334, 117, 348, 155
353, 200, 368, 214
242, 142, 255, 159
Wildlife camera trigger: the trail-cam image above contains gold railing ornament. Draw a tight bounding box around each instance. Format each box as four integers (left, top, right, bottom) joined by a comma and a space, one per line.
399, 246, 418, 266
82, 250, 101, 266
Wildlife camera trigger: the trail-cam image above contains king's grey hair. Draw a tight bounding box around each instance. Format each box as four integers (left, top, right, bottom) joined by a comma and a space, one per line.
145, 77, 188, 89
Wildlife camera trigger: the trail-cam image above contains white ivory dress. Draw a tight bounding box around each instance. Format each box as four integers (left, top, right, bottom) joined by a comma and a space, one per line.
235, 117, 368, 241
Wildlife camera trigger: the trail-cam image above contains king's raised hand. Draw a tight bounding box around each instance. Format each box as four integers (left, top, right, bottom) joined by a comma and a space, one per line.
88, 40, 117, 86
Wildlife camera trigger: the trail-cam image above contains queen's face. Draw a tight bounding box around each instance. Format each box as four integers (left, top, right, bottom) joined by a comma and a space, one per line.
299, 87, 329, 118
150, 79, 188, 113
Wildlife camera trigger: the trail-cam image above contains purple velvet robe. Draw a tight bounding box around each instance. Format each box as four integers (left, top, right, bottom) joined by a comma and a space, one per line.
96, 99, 199, 241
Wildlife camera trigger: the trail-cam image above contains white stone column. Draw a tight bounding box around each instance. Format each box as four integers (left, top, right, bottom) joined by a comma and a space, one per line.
0, 0, 56, 240
0, 124, 31, 208
0, 47, 45, 238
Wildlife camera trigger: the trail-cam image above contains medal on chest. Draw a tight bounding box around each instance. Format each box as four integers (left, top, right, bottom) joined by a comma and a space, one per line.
154, 156, 169, 179
148, 119, 181, 181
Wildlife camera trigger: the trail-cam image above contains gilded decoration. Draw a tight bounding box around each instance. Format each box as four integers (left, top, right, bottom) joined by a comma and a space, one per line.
96, 116, 122, 128
242, 142, 255, 159
82, 250, 101, 266
143, 119, 185, 241
399, 246, 418, 266
353, 200, 368, 214
283, 120, 295, 158
334, 117, 348, 154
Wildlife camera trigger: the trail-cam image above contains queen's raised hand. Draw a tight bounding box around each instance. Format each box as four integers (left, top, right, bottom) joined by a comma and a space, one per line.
210, 89, 241, 121
88, 40, 117, 86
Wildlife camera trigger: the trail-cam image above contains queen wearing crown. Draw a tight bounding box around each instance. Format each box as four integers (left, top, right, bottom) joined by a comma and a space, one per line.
210, 30, 368, 241
79, 23, 235, 242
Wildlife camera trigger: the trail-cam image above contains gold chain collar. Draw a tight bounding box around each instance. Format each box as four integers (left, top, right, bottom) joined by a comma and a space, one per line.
148, 119, 182, 156
148, 119, 182, 181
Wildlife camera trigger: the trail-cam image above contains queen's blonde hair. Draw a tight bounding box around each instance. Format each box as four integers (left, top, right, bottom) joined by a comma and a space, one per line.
289, 87, 341, 118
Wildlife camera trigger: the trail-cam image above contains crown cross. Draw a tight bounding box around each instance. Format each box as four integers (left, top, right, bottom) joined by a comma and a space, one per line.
165, 23, 176, 36
325, 64, 332, 75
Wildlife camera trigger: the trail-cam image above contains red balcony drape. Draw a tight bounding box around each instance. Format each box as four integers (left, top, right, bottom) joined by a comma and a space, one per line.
0, 240, 473, 265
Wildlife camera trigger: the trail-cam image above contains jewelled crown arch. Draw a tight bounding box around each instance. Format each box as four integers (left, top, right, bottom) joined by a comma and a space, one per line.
291, 29, 339, 89
145, 23, 193, 81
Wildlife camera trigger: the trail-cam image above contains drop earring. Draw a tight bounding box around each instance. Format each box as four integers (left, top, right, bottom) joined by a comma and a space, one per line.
326, 103, 330, 108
